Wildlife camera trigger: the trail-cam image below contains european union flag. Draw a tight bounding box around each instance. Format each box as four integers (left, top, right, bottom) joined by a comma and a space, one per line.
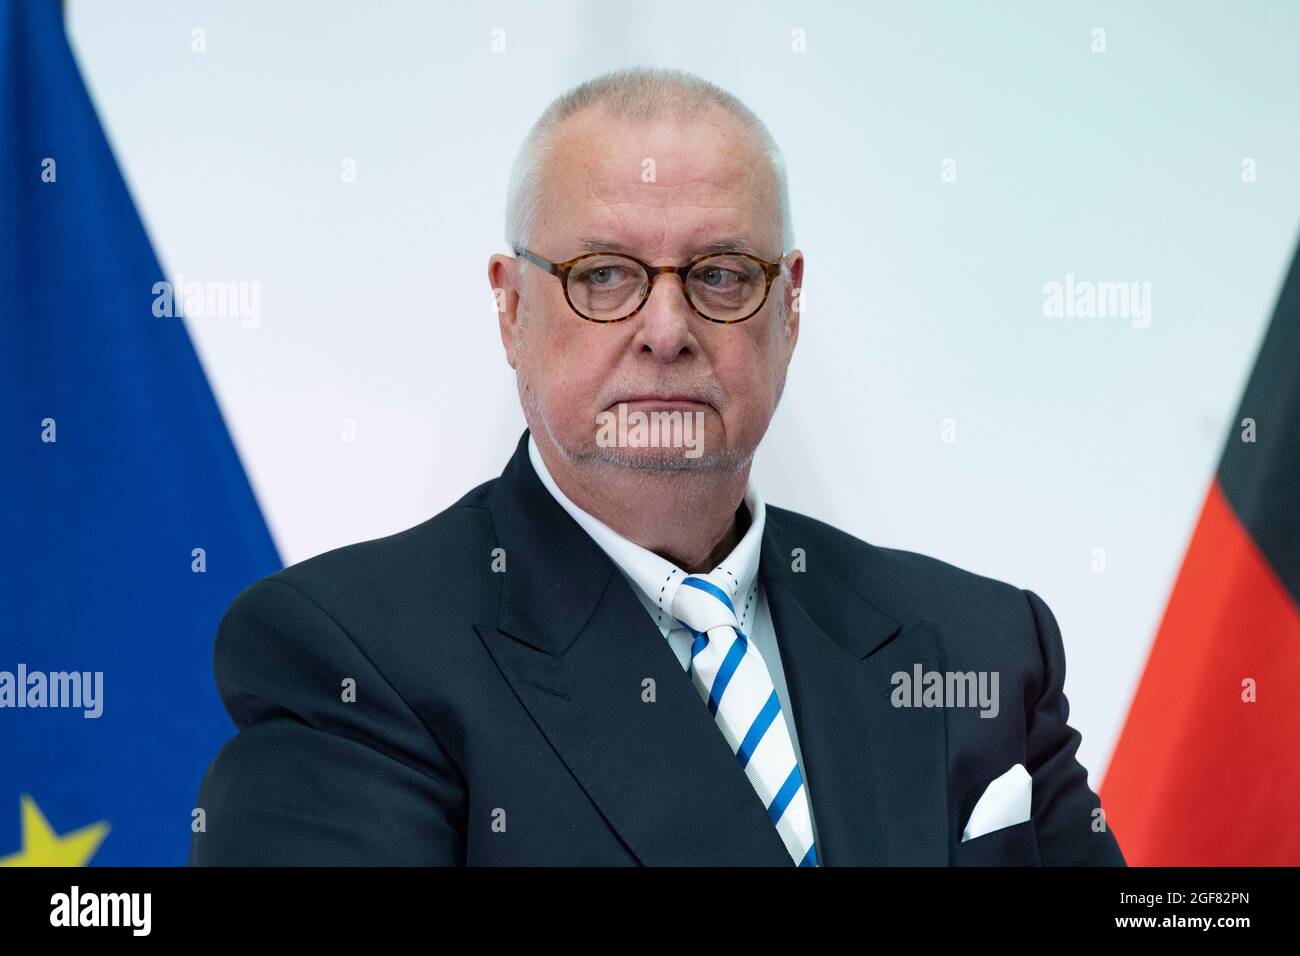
0, 0, 280, 864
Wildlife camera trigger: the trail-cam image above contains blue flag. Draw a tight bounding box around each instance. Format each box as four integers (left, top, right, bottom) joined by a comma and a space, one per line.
0, 0, 280, 865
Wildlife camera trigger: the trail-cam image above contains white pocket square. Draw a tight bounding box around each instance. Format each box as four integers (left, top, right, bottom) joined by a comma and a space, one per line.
961, 763, 1032, 842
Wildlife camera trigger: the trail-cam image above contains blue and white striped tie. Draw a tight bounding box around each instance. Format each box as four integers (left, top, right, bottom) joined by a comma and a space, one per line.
671, 572, 818, 866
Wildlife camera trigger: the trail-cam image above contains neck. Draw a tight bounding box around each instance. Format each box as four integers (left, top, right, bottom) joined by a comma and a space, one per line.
536, 438, 750, 573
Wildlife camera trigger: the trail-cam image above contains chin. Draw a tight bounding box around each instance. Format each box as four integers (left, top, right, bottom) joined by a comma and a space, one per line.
580, 444, 752, 473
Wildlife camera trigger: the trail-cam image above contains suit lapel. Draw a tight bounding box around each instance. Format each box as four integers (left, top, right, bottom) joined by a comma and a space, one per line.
474, 432, 793, 865
760, 516, 951, 865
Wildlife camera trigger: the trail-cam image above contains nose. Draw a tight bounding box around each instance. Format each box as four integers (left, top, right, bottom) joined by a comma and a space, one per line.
633, 273, 696, 362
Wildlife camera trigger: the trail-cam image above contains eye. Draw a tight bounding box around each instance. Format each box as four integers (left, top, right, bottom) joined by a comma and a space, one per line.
587, 266, 629, 286
697, 267, 742, 288
570, 256, 642, 292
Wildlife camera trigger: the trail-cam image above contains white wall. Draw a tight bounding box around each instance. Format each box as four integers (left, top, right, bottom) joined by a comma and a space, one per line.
66, 0, 1300, 784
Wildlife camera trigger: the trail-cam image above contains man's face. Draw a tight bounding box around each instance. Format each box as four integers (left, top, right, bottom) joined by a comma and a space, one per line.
496, 104, 802, 471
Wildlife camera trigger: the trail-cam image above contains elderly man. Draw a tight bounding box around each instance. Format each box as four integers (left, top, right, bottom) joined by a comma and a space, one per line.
190, 67, 1125, 867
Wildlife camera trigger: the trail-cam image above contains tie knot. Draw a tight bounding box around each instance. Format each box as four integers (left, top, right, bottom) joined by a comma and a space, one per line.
671, 573, 740, 634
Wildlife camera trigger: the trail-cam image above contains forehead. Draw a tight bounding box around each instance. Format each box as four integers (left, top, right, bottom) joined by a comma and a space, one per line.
534, 104, 782, 260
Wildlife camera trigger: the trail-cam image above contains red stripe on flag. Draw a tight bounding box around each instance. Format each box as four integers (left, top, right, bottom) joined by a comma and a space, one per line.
1101, 479, 1300, 865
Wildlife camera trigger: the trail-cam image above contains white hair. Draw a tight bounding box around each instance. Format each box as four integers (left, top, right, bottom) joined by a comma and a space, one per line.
504, 66, 794, 257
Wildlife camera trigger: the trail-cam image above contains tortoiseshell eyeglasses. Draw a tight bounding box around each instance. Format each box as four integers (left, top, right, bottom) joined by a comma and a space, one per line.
514, 247, 784, 324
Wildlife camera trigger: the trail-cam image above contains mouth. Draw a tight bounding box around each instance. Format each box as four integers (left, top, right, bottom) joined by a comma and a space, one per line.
613, 396, 713, 412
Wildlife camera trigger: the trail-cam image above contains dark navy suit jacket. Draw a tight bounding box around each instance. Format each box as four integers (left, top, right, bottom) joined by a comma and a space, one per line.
189, 430, 1126, 866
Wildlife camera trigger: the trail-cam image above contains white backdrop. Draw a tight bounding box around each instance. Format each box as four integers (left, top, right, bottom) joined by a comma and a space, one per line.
66, 0, 1300, 784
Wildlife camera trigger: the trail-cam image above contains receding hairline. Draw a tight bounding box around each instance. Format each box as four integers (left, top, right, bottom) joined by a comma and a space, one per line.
505, 67, 794, 256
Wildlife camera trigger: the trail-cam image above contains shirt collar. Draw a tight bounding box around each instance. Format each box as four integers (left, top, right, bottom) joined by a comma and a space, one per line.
527, 433, 765, 627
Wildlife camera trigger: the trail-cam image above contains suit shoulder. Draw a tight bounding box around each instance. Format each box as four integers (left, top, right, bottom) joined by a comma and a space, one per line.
232, 477, 499, 619
764, 504, 1034, 627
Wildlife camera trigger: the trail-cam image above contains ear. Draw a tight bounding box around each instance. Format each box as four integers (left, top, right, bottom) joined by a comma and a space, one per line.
780, 250, 804, 354
488, 253, 523, 368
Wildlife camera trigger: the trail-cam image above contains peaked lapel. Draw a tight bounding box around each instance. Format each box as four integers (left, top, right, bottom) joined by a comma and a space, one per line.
474, 432, 794, 865
760, 513, 951, 865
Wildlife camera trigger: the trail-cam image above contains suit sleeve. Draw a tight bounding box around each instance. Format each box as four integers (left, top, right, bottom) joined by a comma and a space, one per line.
1022, 588, 1126, 866
189, 578, 467, 865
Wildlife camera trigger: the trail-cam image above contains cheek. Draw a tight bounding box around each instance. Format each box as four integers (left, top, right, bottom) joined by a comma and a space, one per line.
713, 334, 783, 410
526, 324, 617, 420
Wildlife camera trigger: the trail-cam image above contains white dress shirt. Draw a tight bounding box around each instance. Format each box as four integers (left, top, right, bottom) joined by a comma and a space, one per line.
527, 435, 820, 852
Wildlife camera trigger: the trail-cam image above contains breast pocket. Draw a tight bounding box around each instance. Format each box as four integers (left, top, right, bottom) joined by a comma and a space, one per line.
951, 819, 1041, 866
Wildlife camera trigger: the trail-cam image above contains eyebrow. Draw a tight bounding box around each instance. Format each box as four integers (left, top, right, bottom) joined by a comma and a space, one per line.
576, 236, 762, 258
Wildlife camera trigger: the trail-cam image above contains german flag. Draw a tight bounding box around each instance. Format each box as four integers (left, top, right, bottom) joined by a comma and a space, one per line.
1101, 240, 1300, 865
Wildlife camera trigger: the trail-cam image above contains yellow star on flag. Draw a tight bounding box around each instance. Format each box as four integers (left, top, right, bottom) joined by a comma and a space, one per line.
0, 794, 109, 866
